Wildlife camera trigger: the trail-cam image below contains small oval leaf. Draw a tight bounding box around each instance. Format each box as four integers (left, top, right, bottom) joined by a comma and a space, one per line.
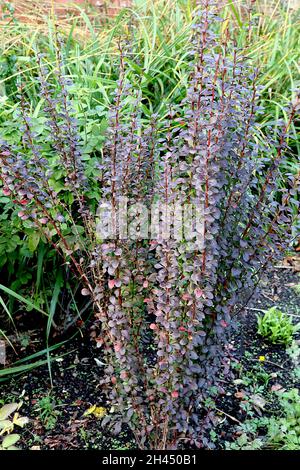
0, 403, 19, 421
2, 433, 20, 449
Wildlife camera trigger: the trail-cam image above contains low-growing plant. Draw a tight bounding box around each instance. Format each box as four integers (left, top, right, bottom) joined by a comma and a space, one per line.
225, 432, 264, 451
287, 340, 300, 380
226, 388, 300, 451
0, 0, 299, 449
234, 362, 272, 390
0, 433, 21, 450
257, 307, 299, 345
0, 401, 29, 450
267, 389, 300, 450
35, 395, 61, 431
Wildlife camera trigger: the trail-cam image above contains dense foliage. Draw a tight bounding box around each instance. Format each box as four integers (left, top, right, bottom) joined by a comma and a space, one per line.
1, 2, 299, 448
0, 0, 299, 450
0, 0, 299, 315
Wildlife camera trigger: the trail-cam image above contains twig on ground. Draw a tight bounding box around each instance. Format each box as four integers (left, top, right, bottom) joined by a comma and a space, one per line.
248, 358, 284, 369
215, 407, 242, 425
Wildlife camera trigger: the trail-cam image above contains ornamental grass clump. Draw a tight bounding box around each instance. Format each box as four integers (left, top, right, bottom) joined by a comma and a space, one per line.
0, 0, 299, 449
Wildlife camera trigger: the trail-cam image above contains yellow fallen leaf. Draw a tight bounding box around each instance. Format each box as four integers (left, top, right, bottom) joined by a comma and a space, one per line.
83, 405, 106, 419
83, 404, 96, 416
13, 413, 29, 428
0, 419, 14, 436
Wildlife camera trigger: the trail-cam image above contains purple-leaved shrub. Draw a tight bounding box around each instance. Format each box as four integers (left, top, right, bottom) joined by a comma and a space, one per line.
0, 0, 299, 449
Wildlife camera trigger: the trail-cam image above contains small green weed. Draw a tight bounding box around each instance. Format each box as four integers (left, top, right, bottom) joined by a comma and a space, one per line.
35, 395, 62, 430
257, 307, 299, 345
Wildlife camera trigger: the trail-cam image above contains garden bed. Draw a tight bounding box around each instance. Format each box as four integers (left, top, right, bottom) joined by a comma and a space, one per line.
1, 259, 299, 450
0, 0, 299, 453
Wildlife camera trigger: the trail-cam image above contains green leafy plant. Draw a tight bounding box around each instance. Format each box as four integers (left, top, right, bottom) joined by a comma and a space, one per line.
226, 389, 300, 451
257, 307, 299, 345
291, 284, 300, 295
287, 340, 300, 380
225, 432, 263, 450
267, 389, 300, 450
0, 433, 21, 450
0, 401, 29, 450
35, 395, 61, 430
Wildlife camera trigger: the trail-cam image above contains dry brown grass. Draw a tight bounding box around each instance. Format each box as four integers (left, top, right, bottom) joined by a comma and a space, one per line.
0, 0, 132, 46
0, 0, 131, 29
1, 0, 131, 19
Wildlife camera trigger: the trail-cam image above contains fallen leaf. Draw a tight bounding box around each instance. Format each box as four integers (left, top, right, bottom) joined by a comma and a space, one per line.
13, 413, 29, 428
73, 400, 84, 406
81, 288, 90, 296
83, 405, 107, 419
271, 384, 285, 393
250, 394, 266, 410
94, 358, 106, 367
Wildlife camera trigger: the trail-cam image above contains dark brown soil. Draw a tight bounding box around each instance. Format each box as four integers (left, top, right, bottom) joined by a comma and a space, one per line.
214, 266, 300, 446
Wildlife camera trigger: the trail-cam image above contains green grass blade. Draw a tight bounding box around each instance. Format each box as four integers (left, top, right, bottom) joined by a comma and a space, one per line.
0, 295, 16, 330
0, 284, 48, 317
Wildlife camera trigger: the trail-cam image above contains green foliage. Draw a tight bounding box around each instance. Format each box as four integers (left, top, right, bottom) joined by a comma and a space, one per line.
225, 433, 263, 450
257, 307, 299, 345
0, 401, 29, 450
286, 340, 300, 381
0, 0, 299, 385
267, 389, 300, 450
0, 433, 21, 450
35, 395, 61, 430
226, 389, 300, 451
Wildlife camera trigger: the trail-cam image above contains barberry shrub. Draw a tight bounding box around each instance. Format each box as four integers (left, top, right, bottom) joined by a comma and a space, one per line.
0, 1, 299, 449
